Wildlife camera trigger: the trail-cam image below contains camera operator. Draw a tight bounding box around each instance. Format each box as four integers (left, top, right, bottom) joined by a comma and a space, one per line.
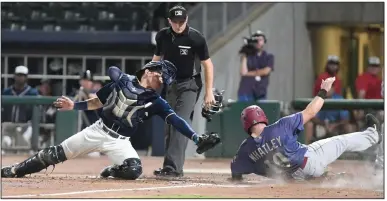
237, 30, 274, 102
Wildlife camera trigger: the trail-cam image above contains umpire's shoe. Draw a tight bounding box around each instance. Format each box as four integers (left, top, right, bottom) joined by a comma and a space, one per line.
365, 113, 382, 144
1, 166, 16, 178
153, 167, 183, 177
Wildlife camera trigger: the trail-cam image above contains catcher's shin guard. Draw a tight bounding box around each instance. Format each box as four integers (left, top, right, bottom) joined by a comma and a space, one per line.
101, 158, 142, 180
13, 145, 67, 177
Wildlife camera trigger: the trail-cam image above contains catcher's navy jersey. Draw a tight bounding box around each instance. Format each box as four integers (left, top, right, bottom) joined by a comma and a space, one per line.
231, 112, 307, 178
96, 67, 195, 138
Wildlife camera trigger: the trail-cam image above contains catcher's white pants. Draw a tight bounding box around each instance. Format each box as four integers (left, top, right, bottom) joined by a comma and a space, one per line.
292, 127, 379, 179
60, 119, 139, 165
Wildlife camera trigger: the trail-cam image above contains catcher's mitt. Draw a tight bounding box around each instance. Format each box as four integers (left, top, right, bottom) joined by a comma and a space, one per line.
195, 132, 221, 154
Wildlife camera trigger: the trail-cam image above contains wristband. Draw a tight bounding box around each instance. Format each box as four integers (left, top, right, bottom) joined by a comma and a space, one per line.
73, 101, 88, 110
317, 89, 327, 99
192, 134, 199, 144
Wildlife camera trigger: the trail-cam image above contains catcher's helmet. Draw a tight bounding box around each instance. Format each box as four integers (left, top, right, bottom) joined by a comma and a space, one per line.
135, 60, 177, 85
81, 70, 93, 81
241, 105, 268, 134
250, 30, 267, 43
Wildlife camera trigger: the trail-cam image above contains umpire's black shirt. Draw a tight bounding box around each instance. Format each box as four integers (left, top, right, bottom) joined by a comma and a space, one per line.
154, 26, 210, 80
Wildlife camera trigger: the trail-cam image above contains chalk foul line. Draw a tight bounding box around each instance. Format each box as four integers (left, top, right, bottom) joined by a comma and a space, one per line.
2, 183, 252, 198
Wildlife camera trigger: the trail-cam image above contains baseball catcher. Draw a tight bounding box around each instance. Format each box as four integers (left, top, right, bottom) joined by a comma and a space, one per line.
1, 60, 221, 179
231, 77, 383, 181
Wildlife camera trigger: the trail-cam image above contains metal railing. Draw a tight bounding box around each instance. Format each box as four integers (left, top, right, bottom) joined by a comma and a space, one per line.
2, 122, 55, 152
1, 54, 153, 94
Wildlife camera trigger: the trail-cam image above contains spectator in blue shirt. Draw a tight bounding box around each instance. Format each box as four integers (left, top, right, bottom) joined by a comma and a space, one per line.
304, 84, 355, 144
2, 66, 39, 123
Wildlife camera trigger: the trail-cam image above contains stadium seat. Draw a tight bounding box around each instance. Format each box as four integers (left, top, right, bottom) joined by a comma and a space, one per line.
1, 2, 197, 31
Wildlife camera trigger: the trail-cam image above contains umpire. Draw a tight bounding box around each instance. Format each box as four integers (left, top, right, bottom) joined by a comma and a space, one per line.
152, 5, 216, 177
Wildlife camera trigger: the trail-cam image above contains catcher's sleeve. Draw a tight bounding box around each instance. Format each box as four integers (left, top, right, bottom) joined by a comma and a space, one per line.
154, 97, 197, 140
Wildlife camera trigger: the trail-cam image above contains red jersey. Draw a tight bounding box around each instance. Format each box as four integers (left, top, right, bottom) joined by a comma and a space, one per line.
313, 72, 342, 96
355, 72, 382, 99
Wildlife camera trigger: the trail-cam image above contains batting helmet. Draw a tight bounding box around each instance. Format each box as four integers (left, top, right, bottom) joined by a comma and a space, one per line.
250, 30, 267, 43
135, 60, 177, 85
241, 105, 268, 134
81, 70, 93, 81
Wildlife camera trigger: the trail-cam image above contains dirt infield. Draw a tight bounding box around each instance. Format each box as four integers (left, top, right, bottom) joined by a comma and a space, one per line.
1, 155, 384, 198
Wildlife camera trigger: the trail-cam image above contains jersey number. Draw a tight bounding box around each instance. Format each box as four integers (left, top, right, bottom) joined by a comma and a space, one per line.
264, 152, 291, 169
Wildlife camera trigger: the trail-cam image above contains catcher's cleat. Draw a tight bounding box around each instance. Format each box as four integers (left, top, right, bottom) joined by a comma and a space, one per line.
100, 165, 114, 178
1, 166, 16, 178
365, 114, 382, 144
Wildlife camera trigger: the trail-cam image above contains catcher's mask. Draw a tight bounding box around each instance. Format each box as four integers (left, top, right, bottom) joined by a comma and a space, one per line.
201, 88, 224, 122
136, 60, 177, 85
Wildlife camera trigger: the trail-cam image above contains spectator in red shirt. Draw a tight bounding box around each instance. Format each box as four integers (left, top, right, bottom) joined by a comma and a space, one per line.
355, 56, 383, 99
313, 55, 343, 96
353, 56, 383, 130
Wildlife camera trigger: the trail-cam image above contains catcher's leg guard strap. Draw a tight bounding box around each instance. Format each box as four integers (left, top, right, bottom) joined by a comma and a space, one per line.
112, 158, 142, 180
14, 145, 67, 177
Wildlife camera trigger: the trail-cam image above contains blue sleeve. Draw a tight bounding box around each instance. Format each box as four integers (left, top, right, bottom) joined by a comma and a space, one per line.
153, 97, 196, 140
2, 88, 12, 95
316, 111, 324, 120
267, 53, 274, 71
279, 112, 304, 135
108, 66, 124, 82
96, 82, 114, 104
28, 88, 39, 96
339, 110, 349, 121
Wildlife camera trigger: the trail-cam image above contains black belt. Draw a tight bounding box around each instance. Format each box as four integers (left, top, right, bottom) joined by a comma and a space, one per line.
101, 122, 130, 141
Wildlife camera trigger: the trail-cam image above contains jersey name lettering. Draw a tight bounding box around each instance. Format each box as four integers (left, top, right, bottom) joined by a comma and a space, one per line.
249, 136, 282, 162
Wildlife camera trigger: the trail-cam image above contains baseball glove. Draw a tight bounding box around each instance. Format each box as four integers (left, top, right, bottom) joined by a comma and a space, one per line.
196, 132, 221, 154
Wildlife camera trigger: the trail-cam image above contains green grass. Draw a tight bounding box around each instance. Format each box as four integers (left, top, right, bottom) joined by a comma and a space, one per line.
122, 194, 224, 198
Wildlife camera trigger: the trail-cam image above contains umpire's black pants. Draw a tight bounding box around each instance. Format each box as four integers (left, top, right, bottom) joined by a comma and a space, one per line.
163, 75, 202, 174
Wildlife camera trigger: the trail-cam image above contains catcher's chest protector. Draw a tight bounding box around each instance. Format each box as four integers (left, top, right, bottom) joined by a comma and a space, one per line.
101, 75, 158, 130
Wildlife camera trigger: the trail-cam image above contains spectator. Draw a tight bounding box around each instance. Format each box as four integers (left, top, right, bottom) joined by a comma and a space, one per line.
2, 66, 39, 123
37, 79, 56, 124
71, 70, 100, 129
313, 55, 343, 96
237, 30, 274, 101
37, 79, 52, 96
37, 79, 56, 147
92, 80, 104, 92
1, 66, 39, 152
304, 84, 355, 144
355, 56, 382, 99
354, 56, 383, 129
